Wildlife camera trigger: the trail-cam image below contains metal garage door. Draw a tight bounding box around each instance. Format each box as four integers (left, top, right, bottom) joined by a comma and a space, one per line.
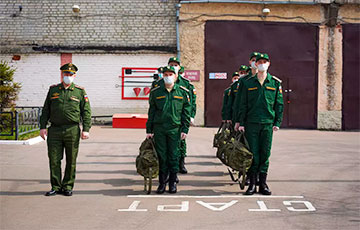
205, 20, 319, 128
342, 24, 360, 130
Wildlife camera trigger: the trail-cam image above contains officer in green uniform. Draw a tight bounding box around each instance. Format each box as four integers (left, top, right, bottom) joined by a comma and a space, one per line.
238, 53, 284, 195
222, 72, 240, 121
146, 66, 191, 194
40, 63, 91, 196
151, 67, 164, 89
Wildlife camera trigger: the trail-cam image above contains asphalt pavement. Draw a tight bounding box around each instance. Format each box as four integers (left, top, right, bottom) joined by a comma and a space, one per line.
0, 126, 359, 230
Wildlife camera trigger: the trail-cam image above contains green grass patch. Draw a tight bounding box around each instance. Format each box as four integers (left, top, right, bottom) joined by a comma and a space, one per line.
0, 130, 40, 140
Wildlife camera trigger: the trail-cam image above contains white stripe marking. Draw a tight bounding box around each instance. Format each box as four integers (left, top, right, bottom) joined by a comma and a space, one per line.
127, 195, 304, 199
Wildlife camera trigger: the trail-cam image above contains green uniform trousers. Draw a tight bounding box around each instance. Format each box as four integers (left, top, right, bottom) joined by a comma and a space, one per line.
47, 124, 80, 191
179, 139, 187, 158
154, 125, 181, 174
245, 123, 273, 174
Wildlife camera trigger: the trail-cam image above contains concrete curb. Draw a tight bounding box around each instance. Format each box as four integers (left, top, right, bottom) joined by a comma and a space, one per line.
0, 136, 44, 145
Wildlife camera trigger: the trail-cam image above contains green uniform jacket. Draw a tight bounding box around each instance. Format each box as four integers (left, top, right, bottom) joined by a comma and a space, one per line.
225, 81, 239, 120
233, 73, 253, 122
222, 87, 231, 120
238, 73, 284, 127
154, 77, 197, 118
146, 84, 191, 134
40, 83, 92, 132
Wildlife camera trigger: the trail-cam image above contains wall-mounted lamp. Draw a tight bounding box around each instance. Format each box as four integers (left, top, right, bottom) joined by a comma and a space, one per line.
262, 8, 270, 16
72, 5, 80, 13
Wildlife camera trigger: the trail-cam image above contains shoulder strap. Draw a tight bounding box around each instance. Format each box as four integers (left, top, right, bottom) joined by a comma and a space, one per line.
179, 85, 189, 92
75, 84, 85, 89
272, 75, 282, 83
50, 84, 59, 88
151, 86, 160, 92
180, 76, 189, 82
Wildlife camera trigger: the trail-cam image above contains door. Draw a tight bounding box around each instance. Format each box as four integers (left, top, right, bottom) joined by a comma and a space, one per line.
342, 24, 360, 130
205, 20, 318, 128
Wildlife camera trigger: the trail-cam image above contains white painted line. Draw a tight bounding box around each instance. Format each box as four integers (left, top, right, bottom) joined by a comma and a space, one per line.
26, 136, 44, 145
0, 136, 44, 145
127, 195, 304, 199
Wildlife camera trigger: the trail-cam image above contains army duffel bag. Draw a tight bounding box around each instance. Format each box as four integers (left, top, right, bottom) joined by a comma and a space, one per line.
136, 138, 159, 194
216, 131, 253, 190
213, 122, 233, 148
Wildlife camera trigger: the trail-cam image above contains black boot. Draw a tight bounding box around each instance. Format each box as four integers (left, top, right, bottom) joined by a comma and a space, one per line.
168, 173, 178, 193
244, 173, 256, 195
179, 157, 188, 174
245, 173, 250, 186
156, 172, 167, 194
259, 173, 272, 195
256, 173, 260, 186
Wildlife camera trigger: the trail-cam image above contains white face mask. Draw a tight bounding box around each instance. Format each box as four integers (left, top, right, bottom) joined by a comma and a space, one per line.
164, 75, 175, 84
240, 74, 247, 78
257, 63, 269, 72
172, 66, 180, 74
158, 73, 163, 79
63, 76, 74, 85
251, 61, 257, 69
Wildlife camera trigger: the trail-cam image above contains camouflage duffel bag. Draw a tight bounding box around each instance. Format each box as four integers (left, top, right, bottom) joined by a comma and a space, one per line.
213, 122, 233, 148
217, 131, 253, 190
136, 138, 159, 194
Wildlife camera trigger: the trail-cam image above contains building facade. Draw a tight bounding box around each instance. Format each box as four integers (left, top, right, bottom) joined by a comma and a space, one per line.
0, 0, 359, 130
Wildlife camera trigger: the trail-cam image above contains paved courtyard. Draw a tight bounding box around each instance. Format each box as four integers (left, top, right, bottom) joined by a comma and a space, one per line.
0, 126, 359, 230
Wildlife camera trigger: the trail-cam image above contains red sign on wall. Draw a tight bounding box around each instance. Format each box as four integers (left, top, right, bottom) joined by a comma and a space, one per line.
184, 70, 200, 81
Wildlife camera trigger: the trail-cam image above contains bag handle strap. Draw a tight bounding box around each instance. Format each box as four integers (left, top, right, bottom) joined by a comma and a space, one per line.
217, 122, 225, 134
235, 131, 250, 149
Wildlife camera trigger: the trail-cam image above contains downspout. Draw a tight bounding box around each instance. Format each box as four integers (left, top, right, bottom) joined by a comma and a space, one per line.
175, 3, 181, 60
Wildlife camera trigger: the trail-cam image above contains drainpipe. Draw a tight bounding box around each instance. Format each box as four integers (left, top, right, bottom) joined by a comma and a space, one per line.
180, 0, 317, 5
175, 3, 181, 60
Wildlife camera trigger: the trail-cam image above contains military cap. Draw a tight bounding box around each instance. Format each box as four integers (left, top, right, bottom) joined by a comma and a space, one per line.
249, 52, 260, 60
162, 65, 176, 74
157, 66, 164, 73
60, 63, 78, 74
168, 57, 180, 65
232, 71, 240, 77
256, 53, 270, 62
179, 66, 185, 74
239, 65, 249, 72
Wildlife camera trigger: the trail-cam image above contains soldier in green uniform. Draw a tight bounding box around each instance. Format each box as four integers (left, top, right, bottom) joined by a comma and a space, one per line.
223, 72, 240, 122
146, 66, 191, 194
166, 57, 196, 174
40, 63, 91, 196
151, 67, 164, 89
222, 72, 241, 121
233, 53, 260, 185
176, 65, 197, 174
234, 52, 260, 130
238, 53, 284, 195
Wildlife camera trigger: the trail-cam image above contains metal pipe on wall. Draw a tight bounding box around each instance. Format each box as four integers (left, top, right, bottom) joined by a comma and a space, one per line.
176, 3, 181, 60
180, 0, 318, 5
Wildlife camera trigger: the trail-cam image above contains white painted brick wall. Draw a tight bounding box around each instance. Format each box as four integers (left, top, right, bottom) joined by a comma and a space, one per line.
73, 53, 171, 114
0, 54, 60, 107
0, 53, 173, 115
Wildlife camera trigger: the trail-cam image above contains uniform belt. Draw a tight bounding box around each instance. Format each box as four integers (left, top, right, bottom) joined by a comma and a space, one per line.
51, 123, 79, 128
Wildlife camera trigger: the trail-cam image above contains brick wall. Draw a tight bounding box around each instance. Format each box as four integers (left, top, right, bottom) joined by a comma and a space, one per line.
0, 0, 177, 53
